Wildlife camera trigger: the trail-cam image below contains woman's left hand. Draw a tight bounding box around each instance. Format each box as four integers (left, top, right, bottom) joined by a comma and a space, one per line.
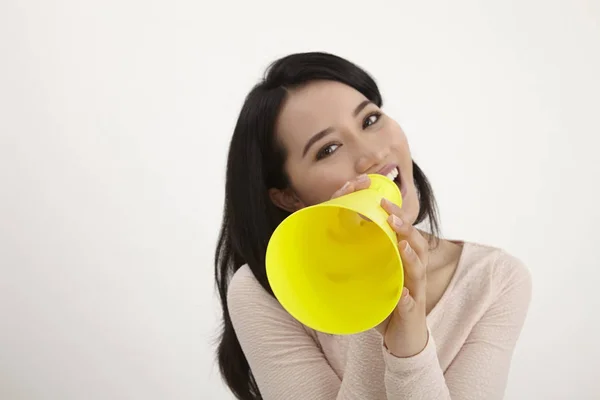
374, 197, 430, 358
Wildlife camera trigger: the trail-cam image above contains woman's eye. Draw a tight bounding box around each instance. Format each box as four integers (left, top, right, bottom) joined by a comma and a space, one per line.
316, 144, 340, 160
363, 112, 382, 129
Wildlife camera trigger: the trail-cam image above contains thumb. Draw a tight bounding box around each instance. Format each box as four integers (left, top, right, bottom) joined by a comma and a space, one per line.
375, 287, 413, 335
395, 287, 416, 315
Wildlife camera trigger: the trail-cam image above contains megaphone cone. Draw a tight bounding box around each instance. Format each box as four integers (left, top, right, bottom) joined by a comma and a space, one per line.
265, 174, 404, 335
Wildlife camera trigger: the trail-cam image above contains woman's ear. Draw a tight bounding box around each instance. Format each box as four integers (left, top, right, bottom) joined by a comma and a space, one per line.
269, 187, 305, 213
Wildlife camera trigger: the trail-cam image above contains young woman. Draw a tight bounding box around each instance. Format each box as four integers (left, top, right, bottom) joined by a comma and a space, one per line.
214, 51, 532, 400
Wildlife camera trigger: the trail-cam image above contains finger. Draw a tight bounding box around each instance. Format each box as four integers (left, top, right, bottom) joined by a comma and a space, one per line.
386, 213, 428, 261
352, 174, 371, 190
396, 287, 417, 314
381, 197, 403, 217
331, 181, 355, 199
330, 174, 370, 199
398, 240, 426, 302
382, 195, 428, 256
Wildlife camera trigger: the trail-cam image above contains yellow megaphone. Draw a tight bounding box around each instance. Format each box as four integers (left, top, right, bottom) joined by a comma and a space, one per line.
265, 174, 404, 335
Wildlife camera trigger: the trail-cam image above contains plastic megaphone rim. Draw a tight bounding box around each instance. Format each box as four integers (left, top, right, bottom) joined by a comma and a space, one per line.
265, 174, 404, 335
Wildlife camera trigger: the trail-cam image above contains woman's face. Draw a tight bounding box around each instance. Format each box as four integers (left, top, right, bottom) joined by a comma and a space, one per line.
270, 80, 420, 225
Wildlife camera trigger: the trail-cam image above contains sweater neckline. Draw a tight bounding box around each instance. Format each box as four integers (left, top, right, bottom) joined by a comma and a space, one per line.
426, 240, 469, 321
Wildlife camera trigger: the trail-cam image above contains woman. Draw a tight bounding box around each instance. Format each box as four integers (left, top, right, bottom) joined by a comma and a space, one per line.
214, 51, 532, 399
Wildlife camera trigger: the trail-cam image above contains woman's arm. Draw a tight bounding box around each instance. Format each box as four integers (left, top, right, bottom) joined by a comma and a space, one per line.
227, 266, 387, 400
227, 254, 531, 400
381, 252, 532, 400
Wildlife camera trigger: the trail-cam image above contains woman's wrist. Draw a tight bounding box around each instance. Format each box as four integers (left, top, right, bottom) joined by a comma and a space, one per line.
384, 319, 429, 358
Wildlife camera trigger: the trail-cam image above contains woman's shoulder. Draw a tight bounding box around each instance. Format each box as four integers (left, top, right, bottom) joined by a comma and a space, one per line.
226, 264, 321, 343
455, 240, 532, 300
227, 264, 302, 324
460, 241, 531, 277
226, 264, 287, 330
227, 264, 270, 306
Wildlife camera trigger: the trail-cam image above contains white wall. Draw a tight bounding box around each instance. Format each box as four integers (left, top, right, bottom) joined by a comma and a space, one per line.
1, 0, 598, 399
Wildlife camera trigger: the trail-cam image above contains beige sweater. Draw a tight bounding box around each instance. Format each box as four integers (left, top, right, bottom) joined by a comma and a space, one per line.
227, 241, 532, 399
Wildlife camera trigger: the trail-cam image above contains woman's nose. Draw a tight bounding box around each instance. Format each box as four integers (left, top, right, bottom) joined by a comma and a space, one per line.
355, 142, 389, 174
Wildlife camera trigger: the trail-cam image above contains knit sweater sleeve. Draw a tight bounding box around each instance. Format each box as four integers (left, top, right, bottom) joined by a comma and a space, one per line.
380, 251, 532, 399
227, 266, 387, 400
227, 251, 531, 400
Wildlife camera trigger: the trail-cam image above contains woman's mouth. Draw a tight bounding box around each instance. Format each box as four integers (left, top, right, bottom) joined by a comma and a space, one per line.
384, 167, 399, 181
379, 165, 407, 199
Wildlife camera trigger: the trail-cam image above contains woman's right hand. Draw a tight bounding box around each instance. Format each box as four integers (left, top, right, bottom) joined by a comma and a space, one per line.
329, 174, 372, 200
330, 174, 373, 222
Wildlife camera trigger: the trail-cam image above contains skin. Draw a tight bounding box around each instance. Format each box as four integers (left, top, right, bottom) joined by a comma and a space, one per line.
269, 80, 463, 358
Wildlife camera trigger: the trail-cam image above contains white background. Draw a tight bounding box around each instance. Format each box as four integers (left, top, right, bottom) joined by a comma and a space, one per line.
1, 0, 599, 399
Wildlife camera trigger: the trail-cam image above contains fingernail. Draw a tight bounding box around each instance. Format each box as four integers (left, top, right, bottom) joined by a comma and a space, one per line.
341, 181, 350, 191
356, 174, 369, 182
403, 241, 411, 253
392, 214, 403, 227
401, 287, 410, 302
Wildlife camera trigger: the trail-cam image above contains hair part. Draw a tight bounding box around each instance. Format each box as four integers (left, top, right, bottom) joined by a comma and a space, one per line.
214, 51, 441, 399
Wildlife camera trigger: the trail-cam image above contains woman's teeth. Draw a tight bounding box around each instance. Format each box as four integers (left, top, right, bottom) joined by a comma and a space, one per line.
385, 167, 399, 181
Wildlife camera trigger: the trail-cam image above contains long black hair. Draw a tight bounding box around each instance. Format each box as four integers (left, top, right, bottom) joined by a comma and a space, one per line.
214, 51, 441, 400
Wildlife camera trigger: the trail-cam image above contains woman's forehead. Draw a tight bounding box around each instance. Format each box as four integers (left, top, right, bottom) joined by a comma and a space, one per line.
276, 81, 367, 145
